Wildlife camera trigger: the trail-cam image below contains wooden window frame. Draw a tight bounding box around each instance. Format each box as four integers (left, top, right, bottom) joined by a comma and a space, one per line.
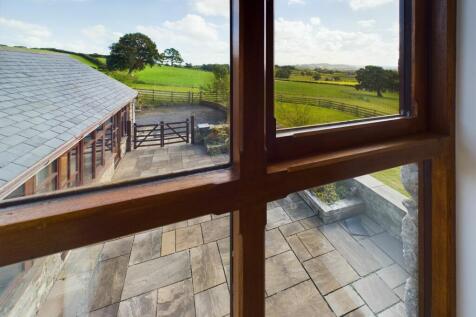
266, 0, 429, 161
0, 0, 455, 316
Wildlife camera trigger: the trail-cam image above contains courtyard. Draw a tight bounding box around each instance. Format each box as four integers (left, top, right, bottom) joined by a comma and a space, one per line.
36, 192, 409, 317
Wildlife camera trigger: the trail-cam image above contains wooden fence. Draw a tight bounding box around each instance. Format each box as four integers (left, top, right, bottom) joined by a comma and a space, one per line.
134, 116, 195, 149
275, 94, 392, 118
137, 89, 228, 105
136, 89, 394, 118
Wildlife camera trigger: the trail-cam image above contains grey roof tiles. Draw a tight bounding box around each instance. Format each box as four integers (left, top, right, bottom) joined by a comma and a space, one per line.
0, 48, 137, 192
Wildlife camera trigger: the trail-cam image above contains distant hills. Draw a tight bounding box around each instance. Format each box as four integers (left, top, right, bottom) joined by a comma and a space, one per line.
294, 63, 398, 71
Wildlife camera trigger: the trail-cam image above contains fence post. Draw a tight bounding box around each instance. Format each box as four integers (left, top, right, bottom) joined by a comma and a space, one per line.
127, 120, 132, 152
186, 119, 190, 143
199, 91, 203, 103
171, 91, 174, 103
153, 89, 156, 102
160, 121, 165, 147
133, 123, 137, 149
188, 91, 192, 104
191, 115, 195, 144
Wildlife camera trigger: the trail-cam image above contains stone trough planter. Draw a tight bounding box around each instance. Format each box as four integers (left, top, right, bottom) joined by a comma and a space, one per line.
298, 189, 365, 224
205, 142, 228, 155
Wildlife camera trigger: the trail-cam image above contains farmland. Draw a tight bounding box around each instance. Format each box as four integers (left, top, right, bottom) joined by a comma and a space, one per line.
275, 80, 399, 115
275, 102, 358, 128
3, 46, 406, 199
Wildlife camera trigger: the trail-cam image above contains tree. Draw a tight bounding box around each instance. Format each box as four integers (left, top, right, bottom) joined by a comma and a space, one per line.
355, 65, 390, 97
107, 33, 160, 74
203, 64, 230, 103
385, 69, 400, 92
275, 66, 293, 79
313, 73, 321, 81
164, 48, 184, 66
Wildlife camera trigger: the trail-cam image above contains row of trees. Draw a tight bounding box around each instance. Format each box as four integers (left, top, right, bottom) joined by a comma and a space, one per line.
275, 64, 399, 97
107, 33, 184, 74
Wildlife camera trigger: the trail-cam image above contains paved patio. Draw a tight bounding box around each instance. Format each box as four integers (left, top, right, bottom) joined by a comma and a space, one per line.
36, 193, 410, 317
113, 144, 229, 181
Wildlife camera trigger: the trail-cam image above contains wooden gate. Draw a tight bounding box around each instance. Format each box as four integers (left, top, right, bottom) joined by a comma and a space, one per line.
134, 116, 195, 149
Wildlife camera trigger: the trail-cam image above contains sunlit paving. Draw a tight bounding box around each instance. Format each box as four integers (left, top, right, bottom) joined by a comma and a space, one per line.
2, 170, 416, 316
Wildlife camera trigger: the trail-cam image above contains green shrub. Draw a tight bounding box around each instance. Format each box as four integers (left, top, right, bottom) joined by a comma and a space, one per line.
312, 181, 353, 204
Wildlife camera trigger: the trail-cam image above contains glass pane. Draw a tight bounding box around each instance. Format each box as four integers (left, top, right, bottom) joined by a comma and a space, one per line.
0, 213, 231, 316
265, 164, 419, 316
274, 0, 403, 129
0, 0, 231, 202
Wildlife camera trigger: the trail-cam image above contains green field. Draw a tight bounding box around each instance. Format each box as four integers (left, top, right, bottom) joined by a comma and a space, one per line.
129, 66, 214, 90
275, 102, 358, 128
275, 80, 399, 115
372, 167, 410, 197
69, 54, 100, 69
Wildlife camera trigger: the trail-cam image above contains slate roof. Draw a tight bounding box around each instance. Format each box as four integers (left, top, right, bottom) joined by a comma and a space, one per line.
0, 48, 137, 194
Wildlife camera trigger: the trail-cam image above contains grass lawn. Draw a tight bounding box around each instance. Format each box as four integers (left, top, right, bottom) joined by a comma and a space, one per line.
133, 66, 214, 89
275, 102, 358, 128
275, 80, 399, 115
372, 167, 410, 197
68, 54, 100, 69
95, 57, 107, 64
129, 83, 202, 92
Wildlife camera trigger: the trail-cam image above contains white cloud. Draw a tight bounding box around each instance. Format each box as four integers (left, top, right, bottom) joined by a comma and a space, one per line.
0, 17, 122, 54
0, 17, 51, 46
310, 17, 321, 25
349, 0, 394, 10
357, 19, 376, 28
275, 17, 398, 66
81, 24, 122, 45
191, 0, 229, 17
288, 0, 306, 5
137, 14, 229, 64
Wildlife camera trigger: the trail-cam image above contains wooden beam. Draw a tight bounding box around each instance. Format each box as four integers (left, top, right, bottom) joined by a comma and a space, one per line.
0, 169, 239, 266
232, 204, 266, 317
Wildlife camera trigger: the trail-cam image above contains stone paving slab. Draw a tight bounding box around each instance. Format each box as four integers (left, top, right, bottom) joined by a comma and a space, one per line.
265, 251, 309, 296
117, 290, 157, 317
265, 280, 334, 317
321, 223, 381, 276
37, 194, 408, 317
194, 283, 230, 317
297, 228, 334, 257
161, 230, 176, 256
157, 279, 195, 317
113, 144, 229, 183
129, 229, 162, 265
89, 255, 129, 311
121, 251, 191, 300
201, 216, 230, 243
352, 274, 400, 313
265, 228, 290, 258
325, 285, 364, 316
266, 206, 292, 230
100, 236, 134, 262
377, 263, 409, 289
304, 250, 359, 295
344, 305, 375, 317
286, 235, 312, 262
191, 242, 226, 294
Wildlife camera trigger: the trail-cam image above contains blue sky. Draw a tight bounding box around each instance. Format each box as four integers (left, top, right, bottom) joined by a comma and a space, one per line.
0, 0, 399, 66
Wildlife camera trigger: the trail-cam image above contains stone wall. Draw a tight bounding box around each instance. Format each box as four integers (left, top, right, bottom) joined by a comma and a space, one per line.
0, 254, 66, 317
351, 175, 408, 239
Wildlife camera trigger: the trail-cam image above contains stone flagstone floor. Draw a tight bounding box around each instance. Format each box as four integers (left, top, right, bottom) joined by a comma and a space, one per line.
112, 143, 229, 181
36, 193, 410, 317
